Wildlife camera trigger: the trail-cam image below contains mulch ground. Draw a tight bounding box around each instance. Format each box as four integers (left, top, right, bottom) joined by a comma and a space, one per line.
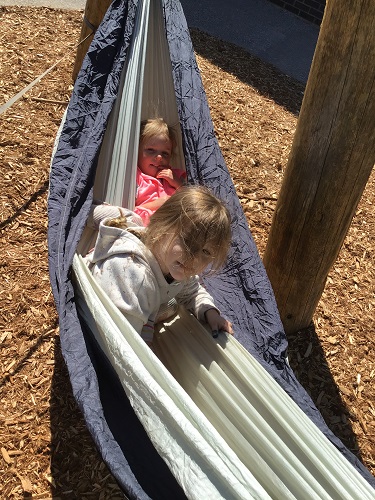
0, 6, 374, 498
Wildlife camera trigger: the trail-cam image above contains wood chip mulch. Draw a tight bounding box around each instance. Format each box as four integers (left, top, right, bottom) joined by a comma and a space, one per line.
0, 6, 374, 498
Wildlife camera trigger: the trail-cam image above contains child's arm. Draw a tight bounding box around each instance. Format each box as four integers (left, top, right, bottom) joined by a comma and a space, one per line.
156, 168, 186, 189
176, 277, 233, 336
204, 308, 233, 335
88, 237, 159, 342
134, 195, 171, 224
137, 195, 170, 211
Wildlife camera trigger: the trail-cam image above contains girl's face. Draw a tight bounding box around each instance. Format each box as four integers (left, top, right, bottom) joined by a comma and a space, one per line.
157, 237, 215, 281
138, 135, 172, 178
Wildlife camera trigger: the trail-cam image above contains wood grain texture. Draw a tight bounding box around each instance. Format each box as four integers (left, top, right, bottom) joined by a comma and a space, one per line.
264, 0, 375, 333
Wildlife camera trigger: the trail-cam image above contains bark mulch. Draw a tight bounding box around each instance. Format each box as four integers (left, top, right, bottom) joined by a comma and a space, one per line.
0, 6, 374, 498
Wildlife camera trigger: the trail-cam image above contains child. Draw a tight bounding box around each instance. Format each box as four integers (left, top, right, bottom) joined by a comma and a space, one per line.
88, 118, 185, 228
135, 117, 186, 224
85, 186, 233, 344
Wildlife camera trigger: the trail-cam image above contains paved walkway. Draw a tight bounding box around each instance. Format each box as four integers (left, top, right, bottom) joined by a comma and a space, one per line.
0, 0, 83, 8
180, 0, 319, 82
1, 0, 320, 83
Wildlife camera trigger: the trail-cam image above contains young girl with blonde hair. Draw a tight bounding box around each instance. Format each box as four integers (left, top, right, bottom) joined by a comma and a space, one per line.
89, 117, 185, 228
86, 185, 233, 344
135, 117, 186, 224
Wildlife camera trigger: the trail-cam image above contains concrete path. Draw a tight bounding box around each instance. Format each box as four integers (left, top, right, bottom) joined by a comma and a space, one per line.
180, 0, 319, 83
0, 0, 83, 8
1, 0, 320, 83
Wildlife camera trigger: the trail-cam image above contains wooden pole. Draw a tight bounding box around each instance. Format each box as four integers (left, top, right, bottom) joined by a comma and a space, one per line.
72, 0, 113, 81
263, 0, 375, 334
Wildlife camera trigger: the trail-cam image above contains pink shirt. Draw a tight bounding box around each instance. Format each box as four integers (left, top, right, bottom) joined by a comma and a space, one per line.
134, 167, 186, 224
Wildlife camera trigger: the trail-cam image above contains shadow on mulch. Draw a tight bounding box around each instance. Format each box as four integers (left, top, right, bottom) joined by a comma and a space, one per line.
287, 323, 363, 462
0, 327, 54, 391
0, 180, 49, 231
190, 28, 305, 117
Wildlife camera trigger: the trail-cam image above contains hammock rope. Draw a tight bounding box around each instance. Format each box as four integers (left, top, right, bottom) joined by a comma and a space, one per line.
0, 33, 94, 117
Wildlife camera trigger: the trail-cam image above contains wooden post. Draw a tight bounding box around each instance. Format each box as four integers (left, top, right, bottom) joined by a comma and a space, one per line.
72, 0, 113, 81
263, 0, 375, 334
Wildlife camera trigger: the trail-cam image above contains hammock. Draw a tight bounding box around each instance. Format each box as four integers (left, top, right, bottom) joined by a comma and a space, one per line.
48, 0, 375, 498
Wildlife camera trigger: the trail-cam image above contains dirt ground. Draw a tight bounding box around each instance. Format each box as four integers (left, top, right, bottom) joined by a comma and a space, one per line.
0, 6, 374, 499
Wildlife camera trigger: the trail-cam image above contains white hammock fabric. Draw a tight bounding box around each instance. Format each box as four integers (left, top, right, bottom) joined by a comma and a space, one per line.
73, 254, 374, 500
68, 0, 374, 497
94, 0, 185, 211
74, 255, 268, 500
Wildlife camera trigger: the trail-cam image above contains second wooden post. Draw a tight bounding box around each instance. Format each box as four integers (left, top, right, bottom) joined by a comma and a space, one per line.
263, 0, 375, 334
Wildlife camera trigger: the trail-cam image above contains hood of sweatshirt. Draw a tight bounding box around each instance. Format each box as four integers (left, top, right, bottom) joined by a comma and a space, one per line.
87, 220, 169, 290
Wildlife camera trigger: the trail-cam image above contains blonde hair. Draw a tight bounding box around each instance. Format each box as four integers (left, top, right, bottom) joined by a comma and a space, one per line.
143, 185, 231, 273
139, 118, 177, 152
105, 217, 128, 229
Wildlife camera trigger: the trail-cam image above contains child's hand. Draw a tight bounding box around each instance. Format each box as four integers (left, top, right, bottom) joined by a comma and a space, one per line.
205, 308, 233, 336
157, 169, 184, 189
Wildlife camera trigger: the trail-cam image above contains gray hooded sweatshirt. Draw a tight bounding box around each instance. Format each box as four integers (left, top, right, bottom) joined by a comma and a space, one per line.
85, 221, 217, 343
